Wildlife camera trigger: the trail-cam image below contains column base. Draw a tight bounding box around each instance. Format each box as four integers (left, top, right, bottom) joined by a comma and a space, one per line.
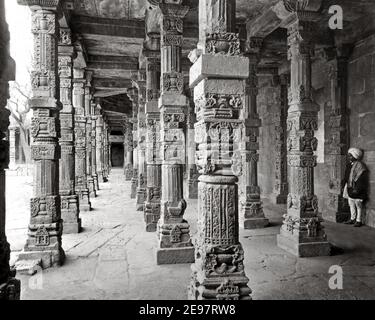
244, 217, 269, 229
157, 246, 195, 265
77, 188, 91, 211
93, 174, 99, 191
277, 233, 331, 258
0, 277, 21, 300
274, 193, 288, 205
136, 188, 146, 211
88, 178, 97, 197
323, 210, 350, 223
63, 219, 82, 234
130, 179, 138, 199
16, 247, 65, 271
144, 205, 160, 232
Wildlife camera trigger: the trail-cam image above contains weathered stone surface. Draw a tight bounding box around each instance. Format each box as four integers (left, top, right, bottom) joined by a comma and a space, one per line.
156, 247, 195, 265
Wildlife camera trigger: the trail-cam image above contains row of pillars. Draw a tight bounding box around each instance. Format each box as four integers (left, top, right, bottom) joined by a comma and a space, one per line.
0, 0, 353, 300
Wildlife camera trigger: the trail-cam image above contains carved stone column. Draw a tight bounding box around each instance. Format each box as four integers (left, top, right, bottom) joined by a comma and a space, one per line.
144, 43, 162, 232
188, 0, 251, 300
128, 87, 139, 198
273, 74, 289, 204
95, 110, 105, 183
73, 69, 91, 211
324, 45, 352, 223
91, 104, 99, 191
16, 1, 65, 269
85, 76, 96, 197
0, 1, 20, 298
241, 37, 269, 229
124, 120, 133, 181
186, 90, 198, 199
102, 118, 109, 181
156, 0, 194, 265
134, 70, 147, 211
58, 28, 81, 233
8, 126, 16, 169
276, 4, 330, 257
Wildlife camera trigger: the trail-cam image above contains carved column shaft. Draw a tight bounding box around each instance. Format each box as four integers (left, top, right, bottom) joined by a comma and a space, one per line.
73, 69, 91, 211
144, 50, 162, 232
91, 104, 99, 191
16, 4, 65, 269
124, 121, 133, 181
102, 118, 110, 180
128, 87, 138, 197
135, 70, 147, 211
58, 28, 80, 233
156, 0, 194, 265
277, 11, 330, 257
95, 111, 105, 182
85, 80, 96, 197
189, 0, 251, 300
0, 0, 20, 298
324, 45, 352, 223
273, 74, 289, 204
241, 38, 269, 229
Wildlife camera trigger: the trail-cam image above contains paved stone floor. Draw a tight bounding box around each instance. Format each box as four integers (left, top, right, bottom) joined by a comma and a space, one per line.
5, 168, 375, 300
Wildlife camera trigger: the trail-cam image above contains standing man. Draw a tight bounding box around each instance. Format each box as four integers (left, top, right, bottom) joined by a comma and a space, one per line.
343, 148, 369, 227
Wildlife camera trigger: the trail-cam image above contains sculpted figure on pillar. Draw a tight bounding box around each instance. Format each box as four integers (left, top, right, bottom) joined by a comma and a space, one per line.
189, 0, 252, 300
156, 0, 195, 265
0, 0, 20, 298
16, 0, 65, 269
277, 0, 331, 257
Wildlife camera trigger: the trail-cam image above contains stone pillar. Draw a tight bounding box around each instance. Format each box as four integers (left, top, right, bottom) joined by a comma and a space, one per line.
241, 37, 269, 229
8, 126, 16, 169
73, 69, 91, 211
156, 0, 194, 265
124, 121, 133, 181
144, 42, 162, 232
91, 104, 99, 191
16, 1, 65, 269
186, 90, 198, 199
324, 45, 352, 223
85, 76, 96, 197
102, 119, 109, 181
273, 74, 289, 204
135, 71, 147, 211
188, 0, 251, 300
0, 0, 20, 298
58, 28, 81, 233
96, 110, 105, 183
276, 5, 330, 257
128, 87, 138, 198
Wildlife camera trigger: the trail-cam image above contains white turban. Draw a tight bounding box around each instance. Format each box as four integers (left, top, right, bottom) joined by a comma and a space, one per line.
348, 148, 363, 160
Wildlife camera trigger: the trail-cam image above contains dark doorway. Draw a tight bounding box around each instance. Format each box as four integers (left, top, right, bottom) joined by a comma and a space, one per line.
111, 143, 124, 168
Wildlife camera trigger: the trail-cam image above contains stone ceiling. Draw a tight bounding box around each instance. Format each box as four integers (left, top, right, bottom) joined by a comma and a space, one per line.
61, 0, 375, 130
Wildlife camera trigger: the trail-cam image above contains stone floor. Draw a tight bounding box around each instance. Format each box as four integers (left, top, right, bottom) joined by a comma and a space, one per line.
5, 168, 375, 300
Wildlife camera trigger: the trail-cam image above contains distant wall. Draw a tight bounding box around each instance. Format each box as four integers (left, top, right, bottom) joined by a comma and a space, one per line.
348, 34, 375, 227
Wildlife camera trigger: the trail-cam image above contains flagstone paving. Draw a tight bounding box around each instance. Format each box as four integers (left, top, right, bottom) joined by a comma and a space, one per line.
6, 168, 375, 300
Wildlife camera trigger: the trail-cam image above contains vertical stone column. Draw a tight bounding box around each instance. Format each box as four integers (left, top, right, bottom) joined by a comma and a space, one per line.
8, 126, 16, 169
188, 0, 251, 300
135, 71, 147, 211
73, 69, 91, 211
58, 28, 81, 233
273, 74, 289, 204
91, 103, 99, 191
186, 90, 198, 199
276, 5, 330, 257
95, 110, 105, 183
241, 37, 269, 229
85, 76, 96, 197
144, 42, 162, 232
124, 121, 133, 181
156, 0, 194, 265
102, 118, 109, 181
324, 45, 352, 223
16, 1, 65, 269
128, 87, 138, 197
0, 0, 20, 298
